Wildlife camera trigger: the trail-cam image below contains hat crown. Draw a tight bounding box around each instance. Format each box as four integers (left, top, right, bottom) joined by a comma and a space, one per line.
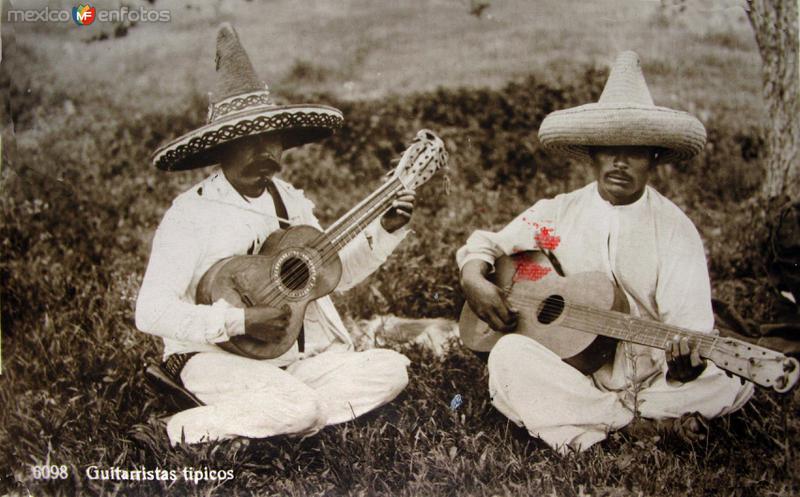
597, 51, 654, 106
213, 23, 265, 102
152, 23, 344, 171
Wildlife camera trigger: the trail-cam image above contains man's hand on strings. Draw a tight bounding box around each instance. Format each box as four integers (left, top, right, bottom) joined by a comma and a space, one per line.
381, 188, 415, 233
243, 304, 291, 342
666, 335, 707, 383
460, 260, 519, 333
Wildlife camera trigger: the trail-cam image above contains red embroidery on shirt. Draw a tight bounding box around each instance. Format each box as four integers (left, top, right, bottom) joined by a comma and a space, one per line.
521, 217, 561, 251
535, 226, 560, 250
513, 260, 552, 282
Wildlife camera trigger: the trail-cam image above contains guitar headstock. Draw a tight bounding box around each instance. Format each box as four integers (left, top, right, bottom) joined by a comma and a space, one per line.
392, 129, 449, 190
708, 338, 800, 393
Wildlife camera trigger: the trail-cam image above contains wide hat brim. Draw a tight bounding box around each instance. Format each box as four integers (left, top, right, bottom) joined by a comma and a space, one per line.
538, 103, 707, 163
152, 104, 343, 171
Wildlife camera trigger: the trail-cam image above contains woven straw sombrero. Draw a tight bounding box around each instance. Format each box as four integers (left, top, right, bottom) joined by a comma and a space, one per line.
538, 51, 706, 164
152, 23, 344, 171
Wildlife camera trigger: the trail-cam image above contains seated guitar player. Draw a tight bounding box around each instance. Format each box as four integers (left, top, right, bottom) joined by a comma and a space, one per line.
457, 51, 753, 454
136, 24, 413, 445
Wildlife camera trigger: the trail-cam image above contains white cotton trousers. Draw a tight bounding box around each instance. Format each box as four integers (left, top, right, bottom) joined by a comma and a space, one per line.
487, 334, 754, 455
165, 348, 410, 445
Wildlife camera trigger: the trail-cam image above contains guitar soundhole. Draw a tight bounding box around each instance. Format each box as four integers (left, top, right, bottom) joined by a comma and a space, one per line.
537, 295, 565, 325
279, 257, 310, 291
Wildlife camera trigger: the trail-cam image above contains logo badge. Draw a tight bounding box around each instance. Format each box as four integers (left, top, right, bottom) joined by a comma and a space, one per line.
72, 4, 96, 25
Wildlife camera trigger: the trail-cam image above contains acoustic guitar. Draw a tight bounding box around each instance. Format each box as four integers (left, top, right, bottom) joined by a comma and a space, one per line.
459, 251, 800, 392
196, 130, 448, 359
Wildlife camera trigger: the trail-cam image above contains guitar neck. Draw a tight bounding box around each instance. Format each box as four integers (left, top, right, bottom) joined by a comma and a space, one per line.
559, 303, 799, 392
562, 305, 716, 355
317, 177, 403, 255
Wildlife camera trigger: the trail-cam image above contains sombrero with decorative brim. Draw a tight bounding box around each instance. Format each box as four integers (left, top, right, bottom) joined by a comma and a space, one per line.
538, 51, 706, 164
152, 23, 343, 171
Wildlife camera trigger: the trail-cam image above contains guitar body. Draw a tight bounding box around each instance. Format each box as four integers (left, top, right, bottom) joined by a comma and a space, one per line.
196, 225, 343, 359
459, 251, 623, 374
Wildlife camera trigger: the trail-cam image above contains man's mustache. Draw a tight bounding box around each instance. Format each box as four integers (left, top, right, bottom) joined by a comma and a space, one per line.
243, 159, 281, 176
605, 170, 633, 182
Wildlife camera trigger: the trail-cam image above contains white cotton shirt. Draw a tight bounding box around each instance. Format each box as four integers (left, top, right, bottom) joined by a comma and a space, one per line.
136, 170, 408, 367
456, 182, 714, 388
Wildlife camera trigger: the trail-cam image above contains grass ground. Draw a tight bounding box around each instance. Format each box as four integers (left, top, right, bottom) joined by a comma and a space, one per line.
8, 346, 800, 496
2, 1, 797, 496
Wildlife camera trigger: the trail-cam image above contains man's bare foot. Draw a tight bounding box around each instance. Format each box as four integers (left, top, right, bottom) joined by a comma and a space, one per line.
655, 412, 708, 443
623, 412, 708, 444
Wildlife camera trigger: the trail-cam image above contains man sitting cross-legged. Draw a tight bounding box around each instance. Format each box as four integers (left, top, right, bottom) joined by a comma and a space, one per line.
457, 51, 753, 455
136, 24, 413, 445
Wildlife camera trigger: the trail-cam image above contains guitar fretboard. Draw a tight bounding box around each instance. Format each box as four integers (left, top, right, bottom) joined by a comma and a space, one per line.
565, 306, 718, 355
507, 294, 721, 358
319, 177, 404, 254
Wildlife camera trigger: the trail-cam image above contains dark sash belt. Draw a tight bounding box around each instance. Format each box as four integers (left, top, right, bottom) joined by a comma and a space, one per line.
163, 352, 198, 381
266, 179, 305, 353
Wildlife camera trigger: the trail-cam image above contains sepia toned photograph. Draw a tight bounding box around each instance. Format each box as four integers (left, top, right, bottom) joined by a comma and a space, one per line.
1, 0, 798, 495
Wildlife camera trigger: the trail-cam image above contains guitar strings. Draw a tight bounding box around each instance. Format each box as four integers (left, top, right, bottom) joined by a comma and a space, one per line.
253, 159, 412, 303
506, 294, 718, 346
274, 181, 404, 297
264, 145, 430, 299
265, 144, 436, 298
318, 174, 402, 246
488, 292, 787, 386
322, 140, 425, 238
314, 142, 429, 250
316, 144, 432, 251
503, 308, 783, 385
254, 145, 432, 305
257, 181, 404, 305
500, 293, 724, 353
504, 291, 702, 340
